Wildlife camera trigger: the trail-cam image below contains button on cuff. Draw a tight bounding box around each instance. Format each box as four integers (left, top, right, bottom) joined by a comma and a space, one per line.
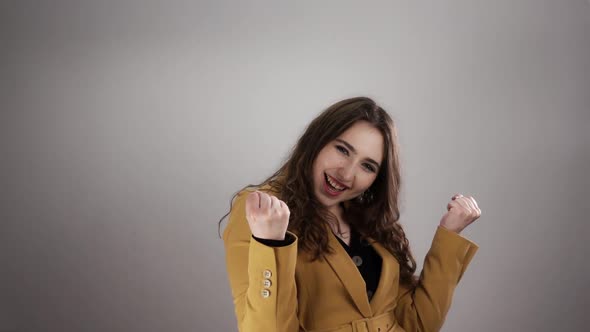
261, 289, 271, 298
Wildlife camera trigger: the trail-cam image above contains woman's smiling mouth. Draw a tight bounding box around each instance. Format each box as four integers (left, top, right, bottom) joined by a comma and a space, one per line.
324, 173, 348, 194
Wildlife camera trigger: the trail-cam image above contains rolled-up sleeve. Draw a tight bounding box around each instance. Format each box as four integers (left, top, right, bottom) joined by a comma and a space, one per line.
394, 226, 479, 332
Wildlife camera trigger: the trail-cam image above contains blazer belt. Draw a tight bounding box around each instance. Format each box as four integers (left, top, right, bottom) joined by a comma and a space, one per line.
313, 310, 400, 332
351, 310, 400, 332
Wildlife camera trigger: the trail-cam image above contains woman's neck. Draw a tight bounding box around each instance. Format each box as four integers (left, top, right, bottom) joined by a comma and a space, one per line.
328, 203, 352, 243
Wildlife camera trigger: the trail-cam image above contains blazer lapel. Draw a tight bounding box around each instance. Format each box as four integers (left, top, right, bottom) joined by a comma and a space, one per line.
367, 238, 399, 313
323, 224, 373, 318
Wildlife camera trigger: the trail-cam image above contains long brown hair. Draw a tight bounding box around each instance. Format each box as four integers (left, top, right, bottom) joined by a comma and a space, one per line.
218, 96, 418, 287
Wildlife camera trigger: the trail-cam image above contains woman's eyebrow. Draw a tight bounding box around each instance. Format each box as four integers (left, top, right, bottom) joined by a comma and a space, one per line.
334, 138, 381, 168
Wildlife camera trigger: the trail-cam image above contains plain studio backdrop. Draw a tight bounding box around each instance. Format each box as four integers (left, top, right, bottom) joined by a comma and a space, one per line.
1, 1, 589, 331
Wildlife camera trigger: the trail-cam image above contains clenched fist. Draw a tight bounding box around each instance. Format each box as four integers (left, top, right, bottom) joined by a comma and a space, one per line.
245, 191, 291, 241
439, 194, 482, 234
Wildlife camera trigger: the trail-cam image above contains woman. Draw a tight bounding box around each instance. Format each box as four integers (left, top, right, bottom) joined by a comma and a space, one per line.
219, 97, 481, 332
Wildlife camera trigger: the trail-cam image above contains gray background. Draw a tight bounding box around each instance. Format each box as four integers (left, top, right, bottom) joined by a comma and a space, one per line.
1, 1, 589, 331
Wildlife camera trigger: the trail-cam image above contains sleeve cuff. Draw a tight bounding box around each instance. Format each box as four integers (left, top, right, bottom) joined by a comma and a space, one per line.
430, 226, 479, 283
252, 232, 296, 247
436, 225, 479, 249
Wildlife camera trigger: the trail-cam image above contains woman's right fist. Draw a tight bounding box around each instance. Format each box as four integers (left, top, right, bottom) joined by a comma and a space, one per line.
244, 191, 290, 241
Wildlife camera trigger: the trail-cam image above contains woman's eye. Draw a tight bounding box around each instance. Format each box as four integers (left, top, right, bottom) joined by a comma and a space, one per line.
336, 145, 349, 155
363, 164, 376, 173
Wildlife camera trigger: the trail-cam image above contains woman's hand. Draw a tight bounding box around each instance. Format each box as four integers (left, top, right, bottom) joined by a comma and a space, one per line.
244, 191, 291, 240
439, 194, 482, 234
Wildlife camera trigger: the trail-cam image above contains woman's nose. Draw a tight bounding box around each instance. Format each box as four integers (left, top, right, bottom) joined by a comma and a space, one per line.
336, 162, 355, 183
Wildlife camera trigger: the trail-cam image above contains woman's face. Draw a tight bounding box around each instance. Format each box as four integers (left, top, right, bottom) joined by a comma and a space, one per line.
312, 120, 384, 214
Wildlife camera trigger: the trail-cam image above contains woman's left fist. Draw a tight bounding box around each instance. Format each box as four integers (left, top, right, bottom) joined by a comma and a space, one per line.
439, 194, 481, 234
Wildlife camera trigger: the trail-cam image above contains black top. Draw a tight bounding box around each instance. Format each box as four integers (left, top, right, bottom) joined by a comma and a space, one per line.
252, 227, 383, 302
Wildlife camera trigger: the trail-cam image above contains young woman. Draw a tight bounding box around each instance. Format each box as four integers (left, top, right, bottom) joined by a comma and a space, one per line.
219, 97, 481, 332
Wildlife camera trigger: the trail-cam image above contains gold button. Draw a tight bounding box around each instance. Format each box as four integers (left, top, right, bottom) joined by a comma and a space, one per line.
263, 279, 272, 288
263, 270, 272, 278
261, 289, 271, 298
352, 256, 363, 266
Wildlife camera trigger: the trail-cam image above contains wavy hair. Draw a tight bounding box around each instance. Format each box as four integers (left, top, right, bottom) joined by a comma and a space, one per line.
218, 97, 418, 287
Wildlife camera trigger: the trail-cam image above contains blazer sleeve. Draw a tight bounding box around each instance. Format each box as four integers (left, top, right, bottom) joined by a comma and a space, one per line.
222, 190, 300, 332
394, 225, 479, 332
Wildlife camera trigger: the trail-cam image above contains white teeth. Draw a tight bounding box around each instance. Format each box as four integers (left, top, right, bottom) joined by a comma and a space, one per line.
325, 174, 346, 191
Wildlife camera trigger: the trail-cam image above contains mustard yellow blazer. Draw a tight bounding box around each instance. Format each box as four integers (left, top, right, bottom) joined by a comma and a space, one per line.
223, 189, 479, 332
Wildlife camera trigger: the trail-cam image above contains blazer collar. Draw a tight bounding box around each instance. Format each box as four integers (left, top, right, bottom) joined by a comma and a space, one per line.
367, 238, 398, 314
323, 224, 399, 317
324, 224, 373, 317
